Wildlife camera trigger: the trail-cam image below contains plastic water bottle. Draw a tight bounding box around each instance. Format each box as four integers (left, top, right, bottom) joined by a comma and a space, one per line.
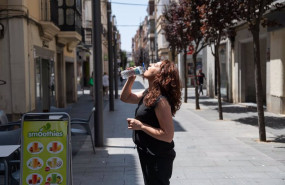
121, 66, 145, 79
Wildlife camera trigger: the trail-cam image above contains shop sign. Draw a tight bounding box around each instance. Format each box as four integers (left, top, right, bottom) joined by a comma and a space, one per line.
21, 113, 71, 185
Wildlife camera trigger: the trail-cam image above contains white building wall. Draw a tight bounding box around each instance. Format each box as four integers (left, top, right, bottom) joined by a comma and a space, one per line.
233, 25, 267, 104
155, 0, 170, 59
270, 30, 285, 97
84, 0, 92, 22
0, 7, 58, 114
268, 28, 285, 114
205, 45, 215, 97
1, 18, 28, 114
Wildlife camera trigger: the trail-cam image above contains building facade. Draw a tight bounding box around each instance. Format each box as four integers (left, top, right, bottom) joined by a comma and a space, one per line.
132, 16, 149, 66
148, 0, 156, 63
78, 0, 109, 89
155, 0, 171, 61
205, 5, 285, 115
144, 0, 285, 114
0, 0, 81, 118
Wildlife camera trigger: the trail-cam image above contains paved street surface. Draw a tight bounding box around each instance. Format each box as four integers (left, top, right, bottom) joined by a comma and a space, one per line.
70, 78, 285, 185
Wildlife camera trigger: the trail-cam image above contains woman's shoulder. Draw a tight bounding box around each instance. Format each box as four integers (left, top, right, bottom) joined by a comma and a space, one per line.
154, 95, 170, 108
142, 88, 149, 96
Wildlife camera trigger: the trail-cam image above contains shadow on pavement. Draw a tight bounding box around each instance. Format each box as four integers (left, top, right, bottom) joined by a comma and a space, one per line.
214, 106, 257, 113
72, 135, 88, 156
72, 149, 141, 185
233, 116, 285, 129
199, 101, 219, 106
187, 96, 210, 100
271, 135, 285, 144
173, 119, 186, 132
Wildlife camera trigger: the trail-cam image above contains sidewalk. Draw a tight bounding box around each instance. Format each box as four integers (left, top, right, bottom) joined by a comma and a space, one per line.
70, 79, 285, 185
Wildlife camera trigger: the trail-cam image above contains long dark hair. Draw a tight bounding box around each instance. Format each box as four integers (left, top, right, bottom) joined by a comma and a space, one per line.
144, 60, 182, 115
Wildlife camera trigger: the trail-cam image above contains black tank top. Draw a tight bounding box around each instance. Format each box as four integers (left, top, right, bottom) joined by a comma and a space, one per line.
133, 89, 174, 155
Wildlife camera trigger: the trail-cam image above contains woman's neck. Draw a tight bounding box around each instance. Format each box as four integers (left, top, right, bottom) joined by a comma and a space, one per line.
148, 79, 154, 90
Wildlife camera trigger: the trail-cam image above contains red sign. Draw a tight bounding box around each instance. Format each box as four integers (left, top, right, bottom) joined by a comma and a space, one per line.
187, 45, 194, 55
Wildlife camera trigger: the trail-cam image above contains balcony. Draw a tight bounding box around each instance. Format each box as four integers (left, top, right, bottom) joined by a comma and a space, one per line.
148, 17, 155, 40
39, 21, 60, 42
51, 0, 82, 34
50, 0, 82, 51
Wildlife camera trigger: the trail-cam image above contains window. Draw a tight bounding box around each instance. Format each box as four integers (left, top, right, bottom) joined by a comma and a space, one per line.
58, 9, 64, 25
85, 29, 92, 45
66, 0, 74, 6
66, 9, 75, 25
58, 0, 63, 6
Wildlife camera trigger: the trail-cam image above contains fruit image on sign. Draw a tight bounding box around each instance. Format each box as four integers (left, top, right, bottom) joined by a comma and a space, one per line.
27, 142, 43, 154
47, 141, 63, 154
45, 173, 63, 185
46, 157, 63, 169
26, 173, 43, 185
27, 157, 43, 170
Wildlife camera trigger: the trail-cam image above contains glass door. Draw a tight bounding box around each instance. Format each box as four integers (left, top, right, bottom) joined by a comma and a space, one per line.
35, 58, 55, 112
35, 58, 42, 112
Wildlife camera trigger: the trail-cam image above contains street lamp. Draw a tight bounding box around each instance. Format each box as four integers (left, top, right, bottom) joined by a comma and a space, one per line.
107, 2, 114, 111
112, 15, 119, 99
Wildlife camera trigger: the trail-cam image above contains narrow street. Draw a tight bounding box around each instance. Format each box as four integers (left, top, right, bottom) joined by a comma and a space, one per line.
70, 78, 285, 185
1, 1, 285, 185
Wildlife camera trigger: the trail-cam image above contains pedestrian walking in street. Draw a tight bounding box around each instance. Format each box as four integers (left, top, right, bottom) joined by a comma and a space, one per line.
89, 72, 94, 99
119, 70, 124, 86
102, 72, 109, 99
120, 59, 182, 185
197, 69, 206, 95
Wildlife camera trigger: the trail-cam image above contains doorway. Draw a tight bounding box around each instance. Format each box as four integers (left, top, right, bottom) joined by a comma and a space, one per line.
241, 39, 266, 103
83, 57, 90, 87
35, 58, 55, 112
219, 44, 228, 99
66, 62, 75, 103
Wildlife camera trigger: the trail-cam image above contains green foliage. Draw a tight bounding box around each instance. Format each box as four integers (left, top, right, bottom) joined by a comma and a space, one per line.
120, 50, 128, 69
129, 61, 135, 67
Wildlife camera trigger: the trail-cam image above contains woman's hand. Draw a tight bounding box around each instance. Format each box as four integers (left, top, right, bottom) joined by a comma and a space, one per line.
127, 118, 143, 130
128, 75, 136, 80
126, 67, 137, 79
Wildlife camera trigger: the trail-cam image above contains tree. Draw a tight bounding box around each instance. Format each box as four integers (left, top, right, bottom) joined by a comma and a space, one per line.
181, 0, 208, 109
236, 0, 283, 141
203, 0, 240, 120
163, 1, 192, 103
120, 50, 128, 70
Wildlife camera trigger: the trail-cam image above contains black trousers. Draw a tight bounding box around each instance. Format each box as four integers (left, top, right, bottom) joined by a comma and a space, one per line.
199, 84, 203, 95
137, 147, 176, 185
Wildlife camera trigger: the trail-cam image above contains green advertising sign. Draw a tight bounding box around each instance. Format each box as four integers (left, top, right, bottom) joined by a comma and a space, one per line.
21, 115, 70, 185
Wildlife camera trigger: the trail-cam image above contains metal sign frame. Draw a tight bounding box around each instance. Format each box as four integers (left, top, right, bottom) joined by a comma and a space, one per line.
20, 112, 72, 185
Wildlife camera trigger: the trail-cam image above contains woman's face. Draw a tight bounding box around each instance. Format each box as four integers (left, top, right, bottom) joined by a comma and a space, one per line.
143, 61, 162, 79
